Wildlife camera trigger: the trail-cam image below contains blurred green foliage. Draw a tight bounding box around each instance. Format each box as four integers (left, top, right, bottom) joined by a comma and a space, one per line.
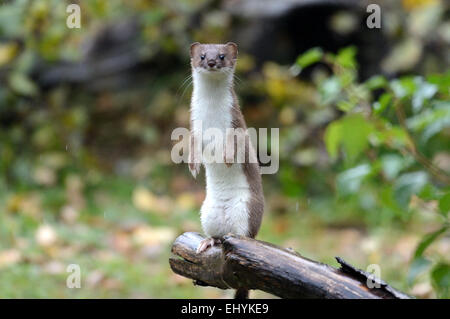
0, 0, 449, 298
295, 46, 449, 297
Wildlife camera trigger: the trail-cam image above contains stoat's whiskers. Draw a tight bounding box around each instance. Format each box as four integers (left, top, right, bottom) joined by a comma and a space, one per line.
223, 68, 242, 87
177, 74, 193, 103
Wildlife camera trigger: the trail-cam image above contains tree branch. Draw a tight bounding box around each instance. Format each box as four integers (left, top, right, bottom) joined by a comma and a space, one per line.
169, 232, 411, 299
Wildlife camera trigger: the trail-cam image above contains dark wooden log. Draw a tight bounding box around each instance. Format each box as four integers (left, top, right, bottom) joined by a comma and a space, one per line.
169, 232, 412, 299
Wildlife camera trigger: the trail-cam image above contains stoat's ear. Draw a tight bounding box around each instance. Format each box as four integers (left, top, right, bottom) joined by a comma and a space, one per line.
190, 42, 201, 57
225, 42, 238, 59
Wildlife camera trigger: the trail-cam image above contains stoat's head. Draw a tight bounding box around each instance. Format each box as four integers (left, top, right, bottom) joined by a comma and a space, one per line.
190, 42, 238, 78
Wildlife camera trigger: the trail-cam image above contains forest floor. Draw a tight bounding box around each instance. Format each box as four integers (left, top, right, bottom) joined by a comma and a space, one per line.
1, 175, 447, 298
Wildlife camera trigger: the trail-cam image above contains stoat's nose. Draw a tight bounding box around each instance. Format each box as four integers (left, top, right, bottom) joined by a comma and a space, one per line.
207, 60, 216, 67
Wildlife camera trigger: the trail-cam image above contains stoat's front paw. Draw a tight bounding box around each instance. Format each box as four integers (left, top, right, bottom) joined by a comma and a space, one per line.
224, 157, 233, 167
224, 151, 234, 167
196, 237, 221, 254
189, 162, 200, 179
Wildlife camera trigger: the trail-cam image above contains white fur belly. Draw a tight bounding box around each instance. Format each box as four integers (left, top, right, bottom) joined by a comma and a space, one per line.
200, 163, 251, 237
191, 71, 250, 237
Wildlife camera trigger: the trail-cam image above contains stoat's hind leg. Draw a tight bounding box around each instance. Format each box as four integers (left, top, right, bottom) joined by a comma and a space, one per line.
235, 288, 249, 299
196, 237, 222, 254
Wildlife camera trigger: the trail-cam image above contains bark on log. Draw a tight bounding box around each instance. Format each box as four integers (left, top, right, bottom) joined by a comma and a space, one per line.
169, 232, 411, 299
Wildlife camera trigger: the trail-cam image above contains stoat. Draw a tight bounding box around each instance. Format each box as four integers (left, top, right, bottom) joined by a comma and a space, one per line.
188, 42, 264, 299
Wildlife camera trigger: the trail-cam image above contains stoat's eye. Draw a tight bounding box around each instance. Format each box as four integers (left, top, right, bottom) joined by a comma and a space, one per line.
200, 55, 205, 60
219, 54, 225, 60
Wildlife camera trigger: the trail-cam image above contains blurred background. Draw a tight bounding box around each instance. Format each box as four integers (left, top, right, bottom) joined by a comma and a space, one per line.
0, 0, 449, 298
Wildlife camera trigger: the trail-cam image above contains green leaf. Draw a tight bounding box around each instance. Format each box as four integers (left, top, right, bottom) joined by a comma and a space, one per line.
336, 164, 371, 195
380, 154, 405, 180
393, 171, 428, 208
8, 72, 38, 97
407, 101, 450, 142
412, 77, 438, 112
413, 226, 447, 259
337, 100, 355, 112
439, 193, 450, 217
427, 72, 450, 95
379, 185, 404, 217
364, 75, 388, 90
324, 119, 342, 160
296, 47, 323, 69
417, 184, 440, 201
372, 125, 410, 149
431, 263, 450, 297
337, 69, 356, 87
390, 77, 416, 99
336, 46, 357, 69
319, 76, 341, 105
408, 257, 432, 285
142, 8, 168, 25
280, 166, 304, 197
373, 93, 392, 115
324, 114, 375, 163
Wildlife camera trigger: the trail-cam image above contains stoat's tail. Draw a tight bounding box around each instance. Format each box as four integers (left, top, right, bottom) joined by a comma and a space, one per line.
234, 288, 249, 299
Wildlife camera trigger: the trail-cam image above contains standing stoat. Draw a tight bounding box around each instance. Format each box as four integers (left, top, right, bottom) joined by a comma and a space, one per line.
188, 42, 264, 299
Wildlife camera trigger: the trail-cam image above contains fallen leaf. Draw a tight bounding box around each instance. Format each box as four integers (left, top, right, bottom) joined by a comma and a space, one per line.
181, 220, 199, 233
132, 225, 176, 247
139, 245, 164, 260
7, 193, 42, 217
132, 187, 172, 215
0, 42, 19, 66
35, 224, 58, 247
433, 152, 450, 172
65, 175, 85, 210
104, 278, 122, 290
43, 261, 65, 274
33, 166, 57, 186
411, 281, 433, 298
60, 205, 79, 224
279, 107, 296, 125
110, 232, 132, 253
176, 193, 197, 211
86, 270, 105, 288
170, 273, 191, 286
0, 249, 21, 269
